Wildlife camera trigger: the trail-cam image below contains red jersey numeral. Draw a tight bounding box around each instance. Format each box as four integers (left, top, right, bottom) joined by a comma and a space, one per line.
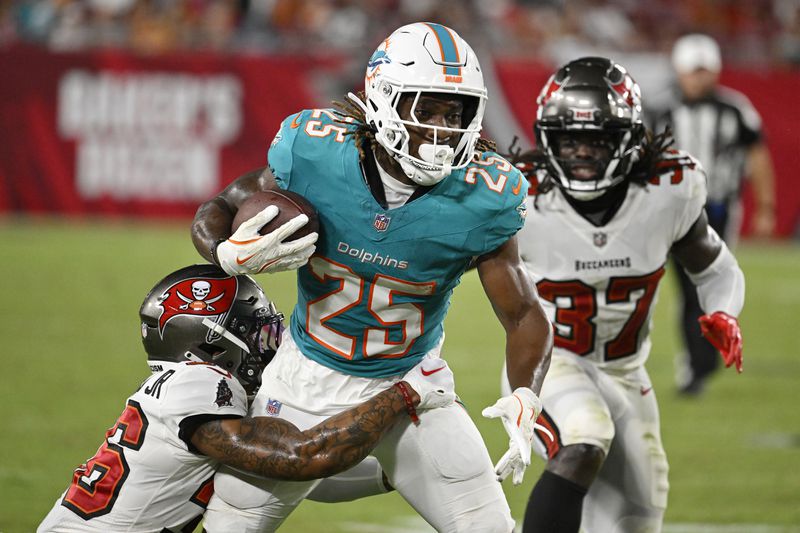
61, 400, 148, 519
604, 268, 665, 360
537, 268, 664, 361
537, 280, 596, 355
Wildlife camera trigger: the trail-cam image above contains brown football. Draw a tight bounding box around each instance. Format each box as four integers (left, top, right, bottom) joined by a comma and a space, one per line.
231, 189, 319, 241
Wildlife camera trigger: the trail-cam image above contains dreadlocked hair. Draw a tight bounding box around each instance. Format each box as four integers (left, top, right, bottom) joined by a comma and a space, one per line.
331, 91, 379, 162
504, 137, 553, 198
332, 91, 497, 162
627, 125, 675, 184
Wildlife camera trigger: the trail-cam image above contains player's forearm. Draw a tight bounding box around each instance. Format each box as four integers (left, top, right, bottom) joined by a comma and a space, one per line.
191, 198, 235, 262
505, 306, 553, 393
288, 385, 417, 480
190, 167, 270, 261
195, 385, 415, 481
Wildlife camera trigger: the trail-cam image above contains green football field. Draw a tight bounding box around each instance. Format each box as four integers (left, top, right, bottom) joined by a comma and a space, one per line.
1, 220, 799, 532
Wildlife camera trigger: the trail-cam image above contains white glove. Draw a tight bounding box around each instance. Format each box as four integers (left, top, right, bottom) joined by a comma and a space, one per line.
482, 387, 552, 485
216, 205, 318, 275
400, 359, 456, 410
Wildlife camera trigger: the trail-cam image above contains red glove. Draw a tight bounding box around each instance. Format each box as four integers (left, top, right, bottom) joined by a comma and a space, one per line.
698, 312, 743, 373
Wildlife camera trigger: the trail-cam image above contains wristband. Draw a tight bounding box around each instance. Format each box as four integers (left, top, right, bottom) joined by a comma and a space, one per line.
394, 382, 419, 425
209, 238, 228, 266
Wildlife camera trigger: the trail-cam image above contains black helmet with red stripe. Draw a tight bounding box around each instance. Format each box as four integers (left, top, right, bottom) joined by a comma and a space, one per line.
535, 57, 644, 200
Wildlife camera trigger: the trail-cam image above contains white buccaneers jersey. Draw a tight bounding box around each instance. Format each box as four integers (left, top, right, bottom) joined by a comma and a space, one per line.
38, 361, 247, 533
519, 151, 706, 371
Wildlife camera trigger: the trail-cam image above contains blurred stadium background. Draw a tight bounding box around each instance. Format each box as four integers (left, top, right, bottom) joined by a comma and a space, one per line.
1, 1, 799, 531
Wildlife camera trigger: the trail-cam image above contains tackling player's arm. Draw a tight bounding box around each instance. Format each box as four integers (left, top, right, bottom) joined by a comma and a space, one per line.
476, 235, 552, 393
187, 357, 455, 481
190, 383, 418, 481
671, 211, 745, 372
191, 167, 278, 263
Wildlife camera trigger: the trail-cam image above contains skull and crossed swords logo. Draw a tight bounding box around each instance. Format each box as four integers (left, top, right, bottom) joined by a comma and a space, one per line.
176, 280, 226, 312
156, 276, 238, 338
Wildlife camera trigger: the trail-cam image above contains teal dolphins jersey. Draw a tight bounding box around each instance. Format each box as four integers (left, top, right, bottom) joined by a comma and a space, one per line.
268, 108, 527, 377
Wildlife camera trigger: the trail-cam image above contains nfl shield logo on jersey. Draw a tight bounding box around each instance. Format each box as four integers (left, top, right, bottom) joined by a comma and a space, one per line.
373, 213, 391, 232
593, 232, 607, 248
266, 398, 282, 416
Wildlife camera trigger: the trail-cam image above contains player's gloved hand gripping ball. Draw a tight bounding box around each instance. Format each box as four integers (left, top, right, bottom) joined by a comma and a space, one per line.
215, 191, 319, 276
699, 311, 743, 373
483, 387, 553, 485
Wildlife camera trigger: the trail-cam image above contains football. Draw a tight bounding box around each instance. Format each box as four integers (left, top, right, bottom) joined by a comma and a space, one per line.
231, 189, 319, 241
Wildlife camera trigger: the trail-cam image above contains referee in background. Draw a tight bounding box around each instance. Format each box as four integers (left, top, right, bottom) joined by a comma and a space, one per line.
653, 33, 777, 396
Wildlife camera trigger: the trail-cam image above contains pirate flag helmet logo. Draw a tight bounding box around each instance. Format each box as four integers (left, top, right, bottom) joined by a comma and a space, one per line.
139, 264, 284, 396
156, 276, 238, 338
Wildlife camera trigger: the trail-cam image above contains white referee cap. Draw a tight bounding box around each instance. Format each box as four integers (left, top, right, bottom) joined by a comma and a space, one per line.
672, 34, 722, 73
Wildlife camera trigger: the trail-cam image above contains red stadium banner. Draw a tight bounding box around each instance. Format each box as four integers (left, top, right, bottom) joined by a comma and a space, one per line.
0, 45, 339, 218
0, 45, 797, 237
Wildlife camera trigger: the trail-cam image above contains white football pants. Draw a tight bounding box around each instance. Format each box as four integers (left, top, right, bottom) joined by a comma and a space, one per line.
204, 333, 513, 533
502, 352, 669, 533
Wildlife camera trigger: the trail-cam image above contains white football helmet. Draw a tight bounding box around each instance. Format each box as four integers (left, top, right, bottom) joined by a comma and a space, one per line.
349, 23, 487, 186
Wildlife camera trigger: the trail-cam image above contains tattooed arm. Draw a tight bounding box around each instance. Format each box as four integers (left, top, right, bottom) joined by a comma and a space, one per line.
190, 383, 419, 481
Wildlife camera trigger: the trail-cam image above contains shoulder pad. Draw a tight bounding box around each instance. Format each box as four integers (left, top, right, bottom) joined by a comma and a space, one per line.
466, 152, 527, 196
648, 149, 702, 186
162, 362, 248, 417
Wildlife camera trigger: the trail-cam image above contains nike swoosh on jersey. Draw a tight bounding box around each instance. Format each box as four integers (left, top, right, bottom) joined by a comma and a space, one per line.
512, 175, 524, 195
640, 386, 653, 396
421, 365, 446, 376
290, 114, 302, 129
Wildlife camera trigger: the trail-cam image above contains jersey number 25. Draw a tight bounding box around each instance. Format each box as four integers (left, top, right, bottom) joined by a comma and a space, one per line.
306, 256, 436, 359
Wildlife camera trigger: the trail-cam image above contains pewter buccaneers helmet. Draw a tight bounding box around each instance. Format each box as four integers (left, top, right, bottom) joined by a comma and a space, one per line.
351, 22, 488, 186
139, 264, 283, 395
535, 57, 644, 199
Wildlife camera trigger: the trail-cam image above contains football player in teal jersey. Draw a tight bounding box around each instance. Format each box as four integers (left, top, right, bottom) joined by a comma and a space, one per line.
192, 23, 553, 532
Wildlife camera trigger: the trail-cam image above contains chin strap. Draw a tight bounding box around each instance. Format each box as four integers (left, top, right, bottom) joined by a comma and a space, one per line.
561, 188, 608, 201
397, 157, 448, 186
396, 143, 454, 186
202, 318, 250, 353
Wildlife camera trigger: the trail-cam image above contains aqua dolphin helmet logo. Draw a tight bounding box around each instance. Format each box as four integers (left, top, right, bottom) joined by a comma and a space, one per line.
367, 50, 392, 71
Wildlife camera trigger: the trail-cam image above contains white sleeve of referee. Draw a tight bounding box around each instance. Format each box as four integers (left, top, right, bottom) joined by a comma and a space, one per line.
686, 231, 745, 317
